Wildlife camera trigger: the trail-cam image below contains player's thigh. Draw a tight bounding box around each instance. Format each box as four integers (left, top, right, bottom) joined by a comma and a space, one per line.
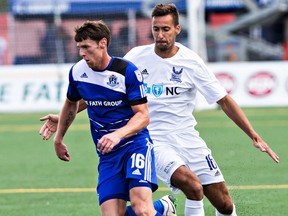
154, 144, 186, 186
171, 165, 203, 199
203, 181, 233, 208
186, 146, 225, 186
98, 152, 130, 205
126, 139, 158, 191
171, 165, 201, 187
129, 186, 154, 210
100, 199, 126, 216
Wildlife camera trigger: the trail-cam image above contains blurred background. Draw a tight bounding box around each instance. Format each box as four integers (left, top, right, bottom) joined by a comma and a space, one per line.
0, 0, 288, 64
0, 0, 288, 112
0, 0, 288, 65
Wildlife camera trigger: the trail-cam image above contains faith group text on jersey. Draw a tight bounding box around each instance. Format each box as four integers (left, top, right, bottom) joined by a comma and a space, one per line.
85, 100, 123, 107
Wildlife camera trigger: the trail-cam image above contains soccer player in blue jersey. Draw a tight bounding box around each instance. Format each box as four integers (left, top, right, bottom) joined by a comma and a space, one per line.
48, 20, 171, 216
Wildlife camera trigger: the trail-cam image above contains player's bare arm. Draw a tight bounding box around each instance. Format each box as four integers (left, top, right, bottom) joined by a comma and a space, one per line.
217, 95, 279, 163
117, 102, 150, 138
53, 98, 79, 161
77, 98, 87, 112
97, 103, 150, 154
39, 99, 87, 140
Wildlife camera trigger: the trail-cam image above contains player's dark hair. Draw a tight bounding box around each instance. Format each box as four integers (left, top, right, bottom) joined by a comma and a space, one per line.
74, 20, 111, 46
151, 3, 179, 26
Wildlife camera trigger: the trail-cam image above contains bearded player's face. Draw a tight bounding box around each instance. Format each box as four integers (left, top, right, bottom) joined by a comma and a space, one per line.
152, 14, 180, 54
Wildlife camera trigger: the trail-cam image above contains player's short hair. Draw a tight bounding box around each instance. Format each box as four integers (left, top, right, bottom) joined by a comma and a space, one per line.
74, 20, 111, 46
151, 3, 179, 26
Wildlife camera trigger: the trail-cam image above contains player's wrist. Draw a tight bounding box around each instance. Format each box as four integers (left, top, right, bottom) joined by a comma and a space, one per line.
53, 137, 63, 145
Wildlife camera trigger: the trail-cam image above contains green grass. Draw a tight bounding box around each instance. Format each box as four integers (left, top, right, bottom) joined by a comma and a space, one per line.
0, 107, 287, 215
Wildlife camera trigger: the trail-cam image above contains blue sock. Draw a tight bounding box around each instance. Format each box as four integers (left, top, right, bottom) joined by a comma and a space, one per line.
125, 206, 135, 216
125, 199, 164, 216
153, 200, 164, 214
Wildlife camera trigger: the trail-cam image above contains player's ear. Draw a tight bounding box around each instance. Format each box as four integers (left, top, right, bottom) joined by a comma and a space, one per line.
176, 24, 181, 35
99, 38, 107, 49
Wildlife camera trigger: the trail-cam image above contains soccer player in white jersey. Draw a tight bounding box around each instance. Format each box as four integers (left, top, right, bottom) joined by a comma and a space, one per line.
49, 20, 163, 216
39, 4, 279, 216
124, 3, 279, 216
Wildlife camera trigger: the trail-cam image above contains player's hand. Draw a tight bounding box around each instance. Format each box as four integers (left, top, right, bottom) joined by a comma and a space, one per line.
97, 133, 121, 154
253, 138, 279, 163
39, 114, 59, 140
54, 140, 70, 161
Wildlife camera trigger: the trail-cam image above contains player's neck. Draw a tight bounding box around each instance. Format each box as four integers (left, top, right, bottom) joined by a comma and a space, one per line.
154, 45, 179, 59
92, 54, 111, 71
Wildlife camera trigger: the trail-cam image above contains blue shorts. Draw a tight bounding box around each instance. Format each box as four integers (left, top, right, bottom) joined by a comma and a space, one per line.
97, 137, 158, 205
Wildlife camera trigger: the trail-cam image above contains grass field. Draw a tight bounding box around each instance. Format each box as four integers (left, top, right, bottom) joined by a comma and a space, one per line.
0, 107, 287, 216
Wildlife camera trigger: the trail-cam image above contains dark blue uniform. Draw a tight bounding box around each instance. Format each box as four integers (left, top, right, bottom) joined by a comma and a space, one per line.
67, 57, 158, 204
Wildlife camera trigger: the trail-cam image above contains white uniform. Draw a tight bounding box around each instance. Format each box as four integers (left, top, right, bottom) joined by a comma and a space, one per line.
124, 43, 227, 192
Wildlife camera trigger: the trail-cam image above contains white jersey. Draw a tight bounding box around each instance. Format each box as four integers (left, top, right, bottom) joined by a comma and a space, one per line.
124, 43, 227, 146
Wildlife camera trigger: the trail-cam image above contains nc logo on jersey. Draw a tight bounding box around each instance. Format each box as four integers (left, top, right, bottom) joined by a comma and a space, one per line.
152, 84, 163, 97
107, 74, 119, 87
170, 67, 183, 83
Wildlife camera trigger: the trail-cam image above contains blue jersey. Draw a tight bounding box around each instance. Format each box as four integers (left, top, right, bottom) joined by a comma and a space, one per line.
67, 57, 149, 155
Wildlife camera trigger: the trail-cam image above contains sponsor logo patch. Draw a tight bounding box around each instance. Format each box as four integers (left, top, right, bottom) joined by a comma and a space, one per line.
152, 84, 163, 97
135, 69, 143, 82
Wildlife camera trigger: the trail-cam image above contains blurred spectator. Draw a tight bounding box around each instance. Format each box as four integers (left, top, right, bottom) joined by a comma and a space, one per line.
40, 21, 72, 63
109, 26, 129, 57
0, 36, 7, 64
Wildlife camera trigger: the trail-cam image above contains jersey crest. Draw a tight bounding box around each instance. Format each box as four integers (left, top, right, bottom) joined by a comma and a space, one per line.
107, 74, 119, 87
170, 67, 183, 83
152, 84, 163, 97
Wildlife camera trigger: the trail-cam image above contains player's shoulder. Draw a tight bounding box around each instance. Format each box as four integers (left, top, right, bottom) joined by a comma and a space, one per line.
176, 43, 206, 64
109, 57, 137, 76
125, 44, 154, 59
113, 56, 139, 70
70, 59, 89, 75
72, 59, 89, 69
177, 43, 200, 57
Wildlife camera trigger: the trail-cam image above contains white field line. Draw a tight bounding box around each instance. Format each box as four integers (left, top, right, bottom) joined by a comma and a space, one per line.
1, 185, 288, 194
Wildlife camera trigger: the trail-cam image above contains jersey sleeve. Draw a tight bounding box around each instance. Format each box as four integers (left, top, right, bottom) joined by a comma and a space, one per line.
66, 66, 82, 101
191, 62, 227, 104
125, 63, 147, 106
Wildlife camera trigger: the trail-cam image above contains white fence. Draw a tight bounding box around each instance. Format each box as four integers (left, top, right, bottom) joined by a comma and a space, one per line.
1, 61, 288, 113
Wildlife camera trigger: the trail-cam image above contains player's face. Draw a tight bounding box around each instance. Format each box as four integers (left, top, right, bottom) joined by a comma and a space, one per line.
152, 14, 180, 57
77, 38, 104, 70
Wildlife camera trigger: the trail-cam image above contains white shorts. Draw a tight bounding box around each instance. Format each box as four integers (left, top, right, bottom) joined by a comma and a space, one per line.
153, 131, 225, 193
